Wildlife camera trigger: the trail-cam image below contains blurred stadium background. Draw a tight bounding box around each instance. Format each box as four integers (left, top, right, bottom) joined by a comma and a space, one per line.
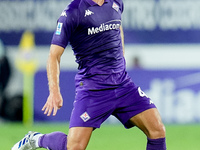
0, 0, 200, 149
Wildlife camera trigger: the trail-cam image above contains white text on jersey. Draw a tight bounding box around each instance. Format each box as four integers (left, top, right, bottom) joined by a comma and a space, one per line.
88, 23, 120, 35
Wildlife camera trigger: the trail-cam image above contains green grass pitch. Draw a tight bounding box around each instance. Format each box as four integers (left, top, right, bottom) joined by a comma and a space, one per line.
1, 123, 200, 150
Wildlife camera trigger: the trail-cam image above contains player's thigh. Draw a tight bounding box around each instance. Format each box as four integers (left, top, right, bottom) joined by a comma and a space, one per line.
129, 108, 165, 139
67, 127, 93, 150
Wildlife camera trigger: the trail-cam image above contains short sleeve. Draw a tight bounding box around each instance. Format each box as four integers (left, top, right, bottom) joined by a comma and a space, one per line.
51, 9, 78, 49
121, 1, 124, 13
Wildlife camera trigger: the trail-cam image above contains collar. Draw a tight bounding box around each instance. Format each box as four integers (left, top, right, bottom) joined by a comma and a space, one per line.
85, 0, 109, 6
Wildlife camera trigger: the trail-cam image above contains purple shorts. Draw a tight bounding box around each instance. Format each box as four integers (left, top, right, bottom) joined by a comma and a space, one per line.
69, 81, 156, 129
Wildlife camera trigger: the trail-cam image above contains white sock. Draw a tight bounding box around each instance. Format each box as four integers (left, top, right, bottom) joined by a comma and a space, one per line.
32, 133, 44, 148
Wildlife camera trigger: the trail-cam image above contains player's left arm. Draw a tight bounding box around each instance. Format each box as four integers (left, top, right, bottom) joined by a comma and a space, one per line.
120, 25, 125, 56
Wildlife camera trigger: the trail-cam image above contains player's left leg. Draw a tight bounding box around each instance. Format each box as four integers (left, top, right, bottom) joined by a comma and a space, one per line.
129, 108, 166, 150
113, 83, 166, 150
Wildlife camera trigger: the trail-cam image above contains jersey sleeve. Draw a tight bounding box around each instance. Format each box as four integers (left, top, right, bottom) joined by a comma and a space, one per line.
51, 9, 78, 49
121, 1, 124, 13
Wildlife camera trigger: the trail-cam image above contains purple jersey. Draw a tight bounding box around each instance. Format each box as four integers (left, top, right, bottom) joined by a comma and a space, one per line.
51, 0, 157, 129
51, 0, 130, 90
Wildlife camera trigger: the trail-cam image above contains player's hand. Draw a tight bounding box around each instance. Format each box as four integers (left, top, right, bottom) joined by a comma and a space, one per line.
42, 92, 63, 116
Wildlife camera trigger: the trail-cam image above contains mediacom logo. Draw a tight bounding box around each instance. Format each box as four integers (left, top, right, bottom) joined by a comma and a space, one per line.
88, 23, 120, 35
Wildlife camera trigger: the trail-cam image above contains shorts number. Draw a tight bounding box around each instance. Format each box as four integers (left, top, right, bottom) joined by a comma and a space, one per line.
138, 87, 148, 98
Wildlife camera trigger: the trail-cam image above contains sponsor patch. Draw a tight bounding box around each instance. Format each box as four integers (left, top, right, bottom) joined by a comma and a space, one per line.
88, 20, 121, 35
80, 112, 90, 122
55, 22, 63, 35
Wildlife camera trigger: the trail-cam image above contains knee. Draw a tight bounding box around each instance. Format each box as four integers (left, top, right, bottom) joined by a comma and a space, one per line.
148, 122, 166, 139
67, 127, 92, 150
67, 142, 86, 150
67, 137, 87, 150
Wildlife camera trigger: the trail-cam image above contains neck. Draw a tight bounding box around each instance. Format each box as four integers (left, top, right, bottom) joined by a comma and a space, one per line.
93, 0, 104, 6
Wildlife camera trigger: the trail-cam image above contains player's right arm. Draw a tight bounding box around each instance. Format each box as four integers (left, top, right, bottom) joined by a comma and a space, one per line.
42, 44, 64, 116
42, 5, 77, 116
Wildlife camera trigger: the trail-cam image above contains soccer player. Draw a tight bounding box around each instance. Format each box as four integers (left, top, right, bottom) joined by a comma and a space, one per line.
12, 0, 166, 149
